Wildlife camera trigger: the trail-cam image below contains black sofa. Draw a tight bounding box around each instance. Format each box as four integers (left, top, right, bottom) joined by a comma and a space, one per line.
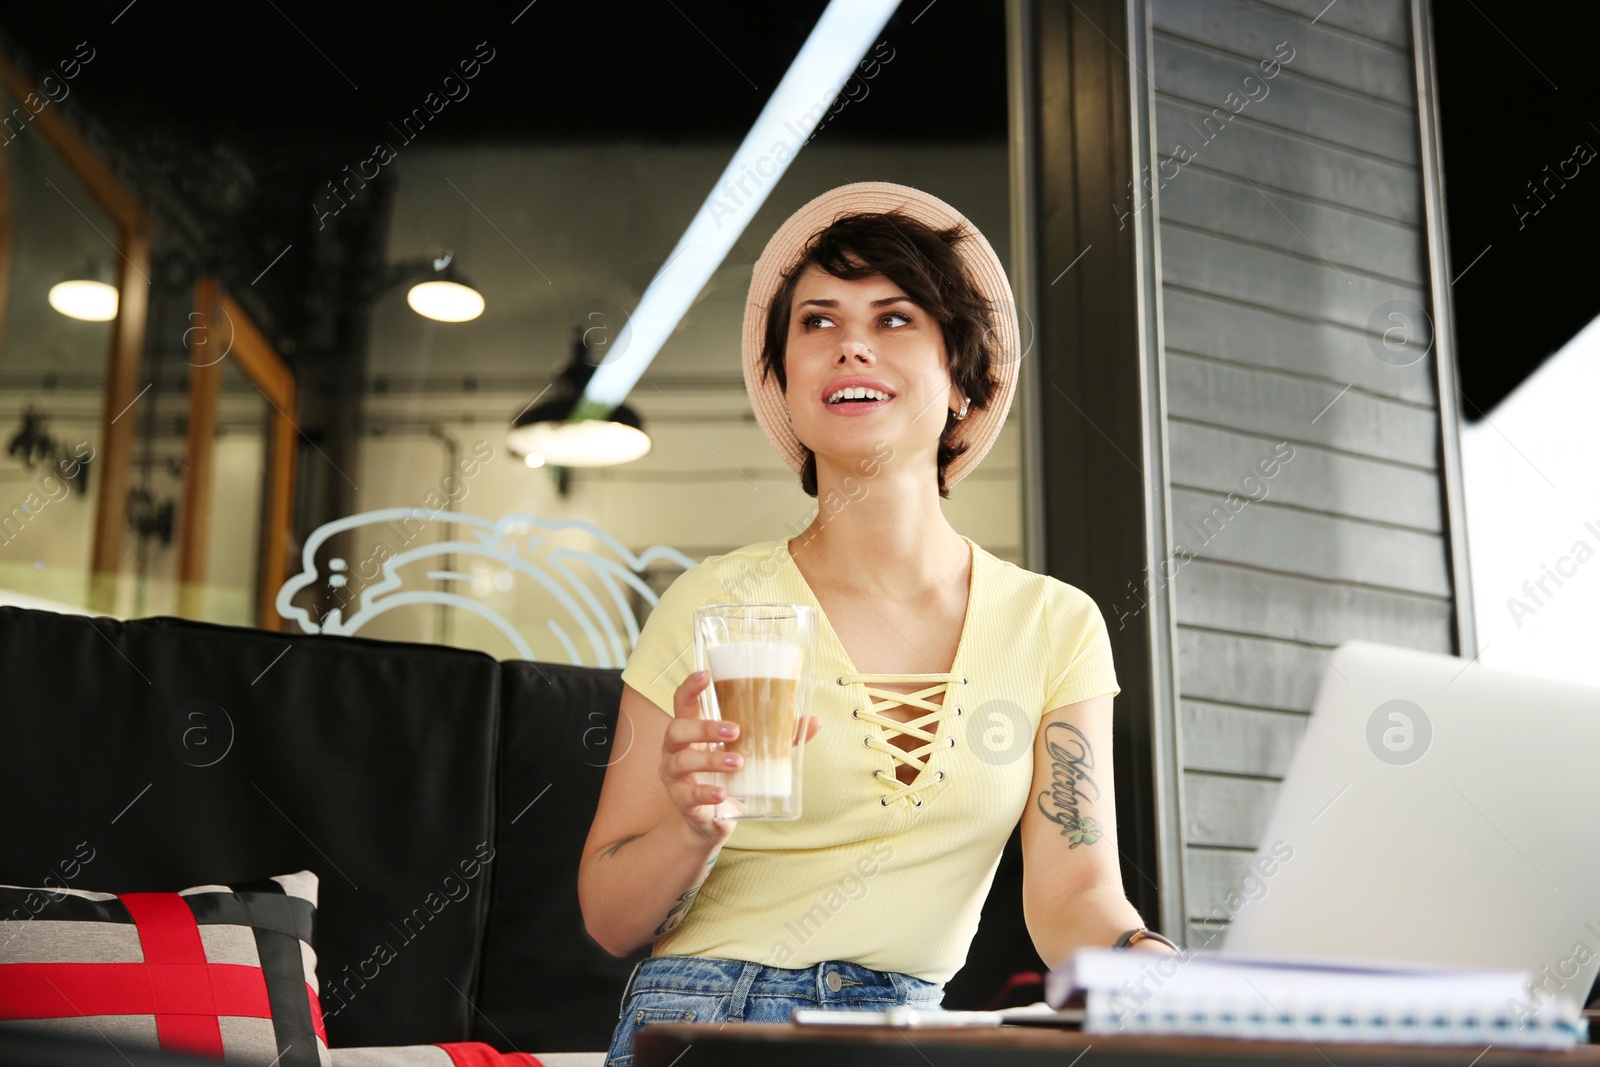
0, 605, 1041, 1052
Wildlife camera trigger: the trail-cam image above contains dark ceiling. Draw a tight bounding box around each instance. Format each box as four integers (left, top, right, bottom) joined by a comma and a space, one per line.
0, 1, 1007, 147
1433, 1, 1600, 422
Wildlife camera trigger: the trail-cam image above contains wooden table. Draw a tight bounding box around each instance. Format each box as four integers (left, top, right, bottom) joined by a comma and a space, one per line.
635, 1022, 1600, 1066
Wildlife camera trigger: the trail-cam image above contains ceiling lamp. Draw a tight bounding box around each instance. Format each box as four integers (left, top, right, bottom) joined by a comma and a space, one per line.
48, 260, 119, 321
507, 329, 651, 469
509, 402, 649, 468
402, 252, 484, 322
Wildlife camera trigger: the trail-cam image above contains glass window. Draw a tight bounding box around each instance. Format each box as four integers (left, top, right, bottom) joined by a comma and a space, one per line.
288, 24, 1021, 662
338, 142, 1022, 662
2, 8, 1022, 665
198, 358, 272, 626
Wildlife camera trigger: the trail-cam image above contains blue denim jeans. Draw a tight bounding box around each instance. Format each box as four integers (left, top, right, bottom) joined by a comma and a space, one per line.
604, 955, 945, 1066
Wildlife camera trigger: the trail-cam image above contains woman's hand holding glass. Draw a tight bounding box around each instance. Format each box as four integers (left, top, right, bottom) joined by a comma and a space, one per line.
660, 669, 822, 841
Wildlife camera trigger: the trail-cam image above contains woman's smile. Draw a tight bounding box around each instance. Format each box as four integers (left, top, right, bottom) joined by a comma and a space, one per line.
820, 374, 897, 417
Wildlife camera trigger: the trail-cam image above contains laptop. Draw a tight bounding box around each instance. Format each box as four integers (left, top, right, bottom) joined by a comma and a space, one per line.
1221, 640, 1600, 1007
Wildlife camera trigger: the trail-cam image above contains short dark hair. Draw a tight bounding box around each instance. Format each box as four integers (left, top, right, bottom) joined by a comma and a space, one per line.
758, 211, 999, 499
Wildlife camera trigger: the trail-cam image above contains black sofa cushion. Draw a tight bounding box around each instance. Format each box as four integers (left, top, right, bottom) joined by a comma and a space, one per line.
0, 607, 500, 1049
472, 660, 646, 1052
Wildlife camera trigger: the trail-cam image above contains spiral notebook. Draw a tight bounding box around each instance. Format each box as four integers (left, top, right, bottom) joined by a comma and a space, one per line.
1046, 948, 1587, 1049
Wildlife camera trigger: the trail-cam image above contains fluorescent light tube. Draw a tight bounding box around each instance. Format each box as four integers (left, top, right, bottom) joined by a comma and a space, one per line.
577, 0, 900, 415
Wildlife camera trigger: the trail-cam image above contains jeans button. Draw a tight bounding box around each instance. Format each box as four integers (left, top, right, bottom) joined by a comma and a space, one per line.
825, 970, 843, 992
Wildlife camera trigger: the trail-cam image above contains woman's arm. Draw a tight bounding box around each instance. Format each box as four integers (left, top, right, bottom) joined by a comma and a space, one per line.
1020, 693, 1175, 968
578, 677, 734, 957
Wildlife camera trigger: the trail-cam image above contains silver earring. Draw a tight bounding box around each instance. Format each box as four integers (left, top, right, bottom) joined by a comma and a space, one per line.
954, 397, 970, 421
785, 409, 792, 423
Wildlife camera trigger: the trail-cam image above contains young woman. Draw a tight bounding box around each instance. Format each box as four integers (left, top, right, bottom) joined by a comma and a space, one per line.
579, 182, 1173, 1066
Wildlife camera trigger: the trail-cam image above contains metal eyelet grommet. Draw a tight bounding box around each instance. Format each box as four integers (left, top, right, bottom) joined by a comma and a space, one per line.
953, 706, 962, 716
935, 771, 946, 782
836, 677, 846, 686
851, 708, 861, 719
948, 737, 957, 748
911, 798, 924, 808
962, 676, 969, 685
862, 735, 873, 748
879, 797, 890, 807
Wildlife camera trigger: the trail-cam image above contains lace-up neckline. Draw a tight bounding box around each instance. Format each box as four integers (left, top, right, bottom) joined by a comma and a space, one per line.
840, 671, 967, 805
783, 536, 980, 808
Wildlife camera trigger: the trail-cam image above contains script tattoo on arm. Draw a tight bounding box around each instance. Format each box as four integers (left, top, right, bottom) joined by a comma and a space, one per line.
653, 855, 717, 938
599, 831, 647, 860
1036, 722, 1104, 848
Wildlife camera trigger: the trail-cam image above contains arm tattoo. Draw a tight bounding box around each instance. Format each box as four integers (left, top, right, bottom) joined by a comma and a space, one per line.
654, 856, 716, 938
599, 831, 647, 860
1036, 722, 1103, 847
653, 887, 699, 937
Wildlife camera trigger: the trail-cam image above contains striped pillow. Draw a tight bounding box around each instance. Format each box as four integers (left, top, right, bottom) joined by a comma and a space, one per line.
0, 870, 330, 1067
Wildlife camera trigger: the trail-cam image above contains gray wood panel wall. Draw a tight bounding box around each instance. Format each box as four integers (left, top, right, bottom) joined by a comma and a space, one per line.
1145, 0, 1458, 945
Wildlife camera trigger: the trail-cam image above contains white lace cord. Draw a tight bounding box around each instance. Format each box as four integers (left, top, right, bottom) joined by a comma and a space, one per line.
842, 672, 965, 806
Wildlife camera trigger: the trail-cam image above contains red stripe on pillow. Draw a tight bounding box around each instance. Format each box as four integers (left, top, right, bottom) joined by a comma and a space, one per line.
307, 982, 327, 1044
122, 893, 225, 1057
436, 1043, 543, 1067
120, 894, 208, 963
0, 962, 272, 1018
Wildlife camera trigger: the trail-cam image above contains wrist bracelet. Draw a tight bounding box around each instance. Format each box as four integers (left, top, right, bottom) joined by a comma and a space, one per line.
1113, 926, 1177, 951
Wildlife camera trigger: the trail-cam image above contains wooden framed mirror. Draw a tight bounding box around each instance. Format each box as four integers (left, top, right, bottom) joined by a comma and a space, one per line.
0, 52, 150, 615
178, 277, 297, 630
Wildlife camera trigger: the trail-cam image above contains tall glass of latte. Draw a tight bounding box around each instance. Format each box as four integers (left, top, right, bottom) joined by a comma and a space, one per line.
693, 604, 814, 820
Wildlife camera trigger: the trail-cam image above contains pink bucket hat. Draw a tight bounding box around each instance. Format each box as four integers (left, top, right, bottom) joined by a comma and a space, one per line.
740, 181, 1020, 488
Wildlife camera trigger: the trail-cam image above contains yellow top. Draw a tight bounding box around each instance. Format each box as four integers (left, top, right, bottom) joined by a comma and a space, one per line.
620, 536, 1120, 984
